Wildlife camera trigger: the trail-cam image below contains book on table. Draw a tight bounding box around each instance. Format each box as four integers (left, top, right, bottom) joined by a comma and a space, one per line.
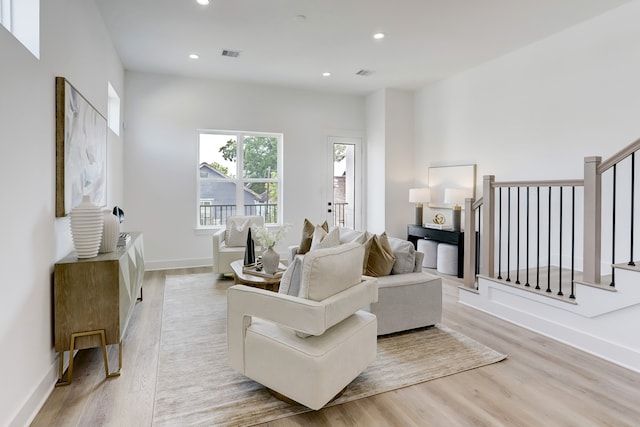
242, 264, 285, 279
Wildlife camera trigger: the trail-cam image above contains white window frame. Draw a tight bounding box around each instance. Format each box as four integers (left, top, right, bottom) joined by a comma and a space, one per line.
1, 0, 12, 31
1, 0, 39, 58
107, 82, 121, 136
197, 129, 283, 228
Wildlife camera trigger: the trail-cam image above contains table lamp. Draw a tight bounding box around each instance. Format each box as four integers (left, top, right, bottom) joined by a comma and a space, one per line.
409, 188, 430, 226
444, 188, 469, 231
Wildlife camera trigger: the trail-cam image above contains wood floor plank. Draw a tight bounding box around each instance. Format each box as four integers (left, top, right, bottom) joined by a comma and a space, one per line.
31, 268, 640, 427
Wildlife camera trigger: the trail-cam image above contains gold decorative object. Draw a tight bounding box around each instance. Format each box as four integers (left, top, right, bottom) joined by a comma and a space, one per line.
433, 214, 445, 224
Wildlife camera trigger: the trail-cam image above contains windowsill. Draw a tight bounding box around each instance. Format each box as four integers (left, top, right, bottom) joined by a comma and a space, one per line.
195, 224, 283, 236
194, 227, 219, 236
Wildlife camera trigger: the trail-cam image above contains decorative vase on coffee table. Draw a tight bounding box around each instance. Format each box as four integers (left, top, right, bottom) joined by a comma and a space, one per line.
70, 195, 104, 258
262, 246, 279, 275
99, 210, 120, 253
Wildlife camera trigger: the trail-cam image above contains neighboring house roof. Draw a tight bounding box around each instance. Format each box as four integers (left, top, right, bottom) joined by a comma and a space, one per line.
199, 163, 265, 203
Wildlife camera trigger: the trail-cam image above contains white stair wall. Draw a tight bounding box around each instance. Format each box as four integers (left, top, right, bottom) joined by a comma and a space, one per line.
459, 267, 640, 372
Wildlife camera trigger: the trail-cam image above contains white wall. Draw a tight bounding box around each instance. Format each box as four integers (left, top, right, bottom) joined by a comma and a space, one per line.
384, 89, 415, 238
123, 72, 365, 268
365, 89, 415, 238
415, 1, 640, 188
0, 0, 124, 425
365, 90, 386, 233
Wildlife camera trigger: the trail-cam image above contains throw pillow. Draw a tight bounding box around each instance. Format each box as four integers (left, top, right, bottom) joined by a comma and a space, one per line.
278, 257, 303, 296
337, 227, 365, 244
388, 236, 417, 274
226, 217, 251, 247
297, 218, 328, 254
310, 226, 340, 250
364, 232, 396, 277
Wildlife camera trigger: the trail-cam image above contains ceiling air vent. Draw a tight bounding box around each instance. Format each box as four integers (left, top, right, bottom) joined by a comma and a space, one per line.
221, 49, 240, 58
355, 69, 374, 76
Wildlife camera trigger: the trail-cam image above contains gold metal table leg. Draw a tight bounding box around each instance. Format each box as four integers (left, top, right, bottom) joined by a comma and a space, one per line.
55, 330, 121, 386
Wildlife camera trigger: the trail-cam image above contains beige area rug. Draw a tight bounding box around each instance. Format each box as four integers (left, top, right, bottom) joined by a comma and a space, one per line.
153, 273, 506, 426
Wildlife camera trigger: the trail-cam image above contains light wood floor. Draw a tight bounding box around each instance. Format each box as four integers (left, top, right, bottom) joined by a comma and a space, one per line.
32, 267, 640, 426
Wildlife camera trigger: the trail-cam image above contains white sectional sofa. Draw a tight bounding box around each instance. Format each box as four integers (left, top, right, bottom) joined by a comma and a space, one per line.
288, 227, 442, 335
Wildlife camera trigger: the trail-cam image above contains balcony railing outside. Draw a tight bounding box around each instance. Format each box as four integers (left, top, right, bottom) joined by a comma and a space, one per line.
199, 204, 278, 226
200, 202, 349, 227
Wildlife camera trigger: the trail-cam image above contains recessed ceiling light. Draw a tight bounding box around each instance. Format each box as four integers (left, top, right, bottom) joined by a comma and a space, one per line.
322, 72, 331, 77
189, 53, 199, 59
373, 32, 385, 40
196, 0, 210, 5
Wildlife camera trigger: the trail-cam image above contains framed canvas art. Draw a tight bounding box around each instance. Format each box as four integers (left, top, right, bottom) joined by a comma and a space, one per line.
55, 77, 107, 217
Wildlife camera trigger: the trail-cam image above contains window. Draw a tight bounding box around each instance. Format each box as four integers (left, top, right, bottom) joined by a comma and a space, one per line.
107, 82, 120, 136
1, 0, 39, 59
1, 0, 12, 31
198, 130, 282, 227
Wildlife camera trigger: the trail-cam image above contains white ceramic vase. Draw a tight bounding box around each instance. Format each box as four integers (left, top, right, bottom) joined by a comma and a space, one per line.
262, 246, 280, 275
70, 195, 104, 258
99, 210, 120, 253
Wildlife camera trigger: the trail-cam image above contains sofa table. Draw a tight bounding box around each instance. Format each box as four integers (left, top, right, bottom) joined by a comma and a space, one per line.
407, 225, 464, 278
54, 232, 145, 385
230, 259, 284, 292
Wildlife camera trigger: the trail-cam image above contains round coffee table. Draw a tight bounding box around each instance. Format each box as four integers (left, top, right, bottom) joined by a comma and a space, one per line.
230, 259, 284, 292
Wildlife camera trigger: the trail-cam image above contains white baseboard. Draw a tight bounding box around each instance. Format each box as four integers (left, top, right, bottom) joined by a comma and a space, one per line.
460, 278, 640, 373
145, 258, 213, 271
11, 354, 64, 427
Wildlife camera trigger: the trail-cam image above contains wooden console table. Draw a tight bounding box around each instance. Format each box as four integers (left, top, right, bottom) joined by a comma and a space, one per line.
407, 225, 464, 278
54, 232, 145, 385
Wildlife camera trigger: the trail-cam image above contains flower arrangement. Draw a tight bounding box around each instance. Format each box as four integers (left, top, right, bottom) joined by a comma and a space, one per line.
252, 224, 291, 248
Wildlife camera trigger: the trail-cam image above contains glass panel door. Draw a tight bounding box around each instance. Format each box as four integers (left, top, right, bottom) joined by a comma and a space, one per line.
328, 137, 361, 229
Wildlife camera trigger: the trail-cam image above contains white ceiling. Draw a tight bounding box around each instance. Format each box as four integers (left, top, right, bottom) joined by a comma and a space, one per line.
95, 0, 630, 95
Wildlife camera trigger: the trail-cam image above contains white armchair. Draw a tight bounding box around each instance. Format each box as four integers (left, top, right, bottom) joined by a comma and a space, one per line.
227, 242, 378, 410
212, 215, 264, 275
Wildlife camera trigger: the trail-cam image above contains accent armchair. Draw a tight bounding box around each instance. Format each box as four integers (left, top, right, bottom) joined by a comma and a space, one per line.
212, 215, 264, 275
227, 242, 378, 410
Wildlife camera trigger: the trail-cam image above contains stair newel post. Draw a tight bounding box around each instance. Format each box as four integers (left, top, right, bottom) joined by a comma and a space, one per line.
583, 156, 602, 284
463, 197, 476, 289
481, 175, 495, 279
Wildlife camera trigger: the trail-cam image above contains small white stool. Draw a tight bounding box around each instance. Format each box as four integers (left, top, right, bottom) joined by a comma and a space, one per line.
417, 239, 438, 269
437, 243, 458, 276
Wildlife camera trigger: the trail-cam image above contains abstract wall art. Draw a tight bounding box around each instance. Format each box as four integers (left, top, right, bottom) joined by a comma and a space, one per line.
55, 77, 107, 217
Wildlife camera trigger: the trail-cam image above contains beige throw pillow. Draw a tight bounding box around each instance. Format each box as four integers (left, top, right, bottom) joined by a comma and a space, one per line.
226, 217, 251, 247
364, 232, 396, 277
297, 219, 328, 254
310, 226, 340, 250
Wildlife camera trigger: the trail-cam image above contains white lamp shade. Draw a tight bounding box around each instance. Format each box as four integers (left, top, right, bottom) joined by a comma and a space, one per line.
443, 188, 470, 206
409, 188, 430, 203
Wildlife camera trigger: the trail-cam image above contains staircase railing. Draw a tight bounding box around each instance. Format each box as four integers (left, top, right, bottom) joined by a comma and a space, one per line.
464, 137, 640, 298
